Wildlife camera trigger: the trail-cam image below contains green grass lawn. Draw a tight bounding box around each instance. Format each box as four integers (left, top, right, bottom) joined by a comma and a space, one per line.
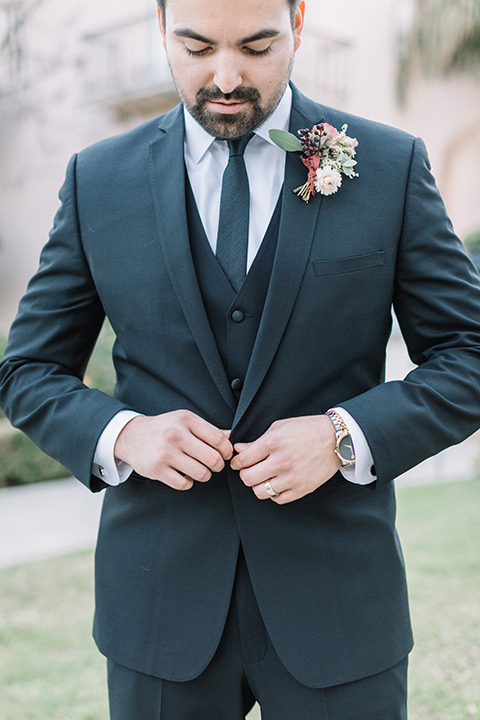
0, 479, 479, 719
396, 479, 480, 720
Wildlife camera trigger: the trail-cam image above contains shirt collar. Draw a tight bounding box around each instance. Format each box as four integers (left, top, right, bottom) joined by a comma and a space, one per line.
184, 84, 292, 164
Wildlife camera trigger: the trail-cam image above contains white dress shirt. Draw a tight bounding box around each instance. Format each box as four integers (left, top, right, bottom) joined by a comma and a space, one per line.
92, 87, 376, 486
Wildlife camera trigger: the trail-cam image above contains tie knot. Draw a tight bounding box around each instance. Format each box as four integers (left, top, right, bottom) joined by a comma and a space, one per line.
226, 132, 254, 158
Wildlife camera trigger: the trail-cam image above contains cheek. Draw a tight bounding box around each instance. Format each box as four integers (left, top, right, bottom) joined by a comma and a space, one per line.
173, 64, 207, 96
256, 59, 291, 94
166, 46, 209, 92
246, 64, 277, 90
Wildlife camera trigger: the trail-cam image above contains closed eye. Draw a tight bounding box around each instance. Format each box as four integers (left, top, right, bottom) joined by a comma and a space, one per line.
243, 45, 273, 56
185, 45, 212, 57
185, 45, 272, 58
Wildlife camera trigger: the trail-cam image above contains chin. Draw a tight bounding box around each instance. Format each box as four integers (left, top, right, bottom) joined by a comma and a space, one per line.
204, 112, 259, 140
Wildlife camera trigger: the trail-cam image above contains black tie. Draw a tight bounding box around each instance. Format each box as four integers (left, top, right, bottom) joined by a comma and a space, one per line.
216, 133, 254, 292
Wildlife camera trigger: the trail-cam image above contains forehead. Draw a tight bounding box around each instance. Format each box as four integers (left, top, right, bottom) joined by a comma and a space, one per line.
164, 0, 292, 35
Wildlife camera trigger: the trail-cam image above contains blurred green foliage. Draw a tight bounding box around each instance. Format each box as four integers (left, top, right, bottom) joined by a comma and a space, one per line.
398, 0, 480, 101
464, 228, 480, 250
0, 424, 67, 488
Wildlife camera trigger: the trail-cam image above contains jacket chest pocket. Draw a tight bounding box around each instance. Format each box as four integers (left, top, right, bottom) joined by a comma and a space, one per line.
312, 250, 386, 277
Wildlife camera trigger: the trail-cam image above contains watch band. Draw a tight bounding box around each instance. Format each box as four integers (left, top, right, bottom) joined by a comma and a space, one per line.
326, 409, 348, 436
326, 409, 356, 466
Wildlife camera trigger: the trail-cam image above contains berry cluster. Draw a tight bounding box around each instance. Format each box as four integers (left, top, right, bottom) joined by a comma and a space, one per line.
298, 126, 326, 158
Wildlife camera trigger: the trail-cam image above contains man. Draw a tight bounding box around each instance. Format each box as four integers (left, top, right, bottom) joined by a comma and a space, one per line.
1, 0, 480, 717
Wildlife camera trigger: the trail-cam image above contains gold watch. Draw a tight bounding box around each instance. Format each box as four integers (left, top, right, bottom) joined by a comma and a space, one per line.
326, 410, 356, 467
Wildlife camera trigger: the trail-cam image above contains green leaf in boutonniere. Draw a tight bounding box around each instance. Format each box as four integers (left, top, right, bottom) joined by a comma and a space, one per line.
268, 129, 303, 152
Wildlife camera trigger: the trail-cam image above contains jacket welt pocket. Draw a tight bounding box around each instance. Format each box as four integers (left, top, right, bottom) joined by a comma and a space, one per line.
313, 250, 386, 277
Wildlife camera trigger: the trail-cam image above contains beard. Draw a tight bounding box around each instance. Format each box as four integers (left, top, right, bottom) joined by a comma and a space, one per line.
178, 81, 289, 140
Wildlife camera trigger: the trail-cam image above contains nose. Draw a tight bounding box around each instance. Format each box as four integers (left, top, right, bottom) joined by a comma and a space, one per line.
213, 51, 243, 95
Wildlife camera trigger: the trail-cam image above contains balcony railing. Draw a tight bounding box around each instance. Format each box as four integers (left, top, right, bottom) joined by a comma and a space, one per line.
0, 0, 25, 98
293, 30, 354, 108
82, 13, 177, 116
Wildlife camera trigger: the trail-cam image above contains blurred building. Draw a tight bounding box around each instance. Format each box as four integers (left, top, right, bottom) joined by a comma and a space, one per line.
1, 0, 479, 479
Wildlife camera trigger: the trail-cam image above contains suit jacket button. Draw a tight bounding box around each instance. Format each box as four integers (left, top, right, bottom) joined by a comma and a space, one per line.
231, 378, 243, 392
232, 310, 245, 323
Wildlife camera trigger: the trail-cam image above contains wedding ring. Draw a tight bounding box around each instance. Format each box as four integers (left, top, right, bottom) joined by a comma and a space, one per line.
264, 480, 280, 498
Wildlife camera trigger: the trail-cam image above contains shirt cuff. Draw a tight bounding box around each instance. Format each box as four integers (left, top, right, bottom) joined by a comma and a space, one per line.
332, 407, 377, 485
92, 410, 142, 486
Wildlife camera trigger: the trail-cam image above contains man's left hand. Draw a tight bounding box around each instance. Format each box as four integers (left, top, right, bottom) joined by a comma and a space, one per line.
230, 415, 341, 504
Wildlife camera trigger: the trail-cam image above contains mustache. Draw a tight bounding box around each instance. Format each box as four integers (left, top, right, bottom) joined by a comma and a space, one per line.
196, 86, 261, 104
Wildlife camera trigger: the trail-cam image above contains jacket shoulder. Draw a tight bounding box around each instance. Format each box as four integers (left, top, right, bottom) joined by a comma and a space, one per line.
76, 103, 182, 168
322, 105, 414, 145
291, 87, 416, 156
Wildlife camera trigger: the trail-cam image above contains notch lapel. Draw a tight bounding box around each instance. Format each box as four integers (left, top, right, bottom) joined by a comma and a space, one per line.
233, 92, 325, 426
149, 106, 236, 412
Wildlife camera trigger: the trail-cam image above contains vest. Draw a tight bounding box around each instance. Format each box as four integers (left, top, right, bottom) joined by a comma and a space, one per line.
186, 179, 282, 404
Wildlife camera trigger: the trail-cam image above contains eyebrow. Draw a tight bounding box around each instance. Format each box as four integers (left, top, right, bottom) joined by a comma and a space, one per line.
173, 28, 281, 45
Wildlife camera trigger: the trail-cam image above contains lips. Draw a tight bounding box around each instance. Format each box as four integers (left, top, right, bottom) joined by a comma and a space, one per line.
207, 100, 248, 114
196, 86, 261, 114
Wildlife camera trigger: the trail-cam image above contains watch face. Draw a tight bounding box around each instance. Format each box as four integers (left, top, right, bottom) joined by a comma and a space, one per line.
338, 433, 355, 464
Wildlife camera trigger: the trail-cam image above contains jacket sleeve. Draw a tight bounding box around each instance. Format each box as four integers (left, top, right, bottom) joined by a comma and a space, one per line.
0, 155, 133, 491
342, 137, 480, 484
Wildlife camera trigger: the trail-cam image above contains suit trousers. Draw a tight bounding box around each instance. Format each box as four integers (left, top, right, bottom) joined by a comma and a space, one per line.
107, 549, 408, 720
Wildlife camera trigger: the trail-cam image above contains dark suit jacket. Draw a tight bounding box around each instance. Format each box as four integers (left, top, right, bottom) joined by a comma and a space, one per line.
1, 85, 480, 687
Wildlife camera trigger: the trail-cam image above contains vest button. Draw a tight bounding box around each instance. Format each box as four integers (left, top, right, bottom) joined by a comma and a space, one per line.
231, 310, 245, 323
231, 378, 243, 392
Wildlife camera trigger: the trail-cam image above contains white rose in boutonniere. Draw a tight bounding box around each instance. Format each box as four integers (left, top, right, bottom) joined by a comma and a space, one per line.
315, 165, 342, 196
269, 122, 359, 203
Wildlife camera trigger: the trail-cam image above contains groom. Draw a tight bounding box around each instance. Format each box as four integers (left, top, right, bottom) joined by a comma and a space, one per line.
2, 0, 480, 717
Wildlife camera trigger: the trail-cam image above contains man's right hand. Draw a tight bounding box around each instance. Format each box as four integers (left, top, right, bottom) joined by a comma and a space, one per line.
114, 410, 233, 491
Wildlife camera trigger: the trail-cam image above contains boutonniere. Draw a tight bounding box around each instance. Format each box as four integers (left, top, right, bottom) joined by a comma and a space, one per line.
269, 122, 359, 202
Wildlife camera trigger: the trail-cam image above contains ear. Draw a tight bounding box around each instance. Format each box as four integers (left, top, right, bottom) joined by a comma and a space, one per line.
293, 1, 306, 52
157, 6, 167, 48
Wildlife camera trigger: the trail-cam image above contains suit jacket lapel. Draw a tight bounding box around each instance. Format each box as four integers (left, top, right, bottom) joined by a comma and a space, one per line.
234, 88, 326, 425
149, 106, 237, 412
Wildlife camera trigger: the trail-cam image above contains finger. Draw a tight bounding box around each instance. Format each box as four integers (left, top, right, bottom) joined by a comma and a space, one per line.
253, 483, 300, 505
238, 463, 270, 487
236, 448, 288, 486
269, 489, 298, 505
230, 439, 269, 471
180, 433, 228, 474
154, 467, 194, 492
174, 453, 213, 483
187, 413, 233, 460
233, 442, 250, 452
251, 478, 286, 501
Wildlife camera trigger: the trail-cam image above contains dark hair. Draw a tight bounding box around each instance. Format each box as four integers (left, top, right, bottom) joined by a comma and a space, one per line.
156, 0, 300, 25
